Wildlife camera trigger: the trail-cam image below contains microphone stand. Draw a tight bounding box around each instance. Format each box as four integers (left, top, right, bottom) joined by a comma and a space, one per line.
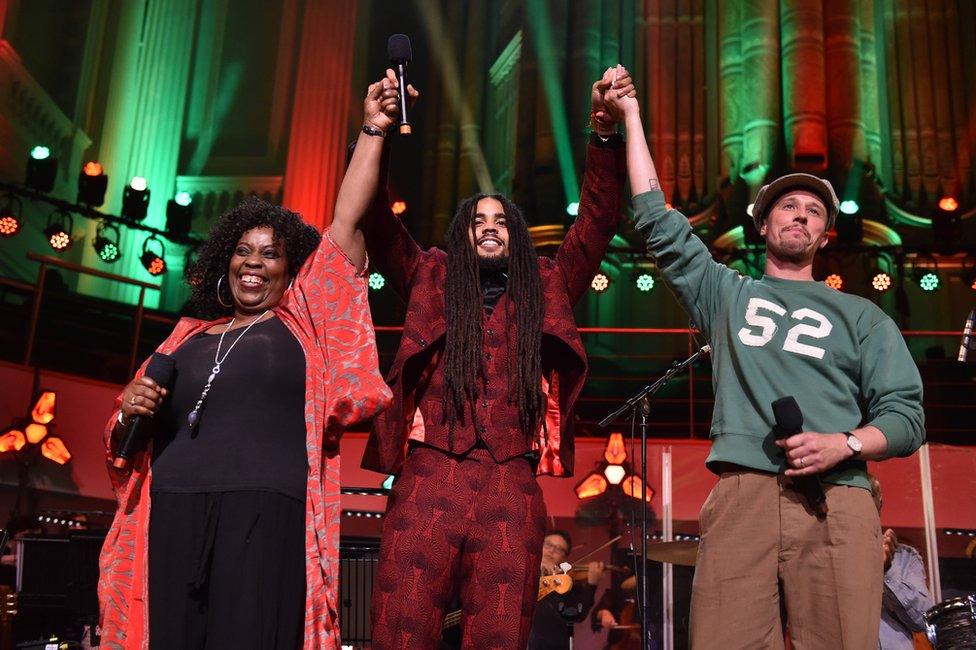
598, 344, 711, 650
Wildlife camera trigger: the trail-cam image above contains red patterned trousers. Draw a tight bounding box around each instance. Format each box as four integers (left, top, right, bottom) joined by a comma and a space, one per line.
370, 445, 547, 649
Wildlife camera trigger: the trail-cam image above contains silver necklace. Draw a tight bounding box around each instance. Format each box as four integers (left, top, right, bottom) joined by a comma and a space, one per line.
186, 310, 271, 429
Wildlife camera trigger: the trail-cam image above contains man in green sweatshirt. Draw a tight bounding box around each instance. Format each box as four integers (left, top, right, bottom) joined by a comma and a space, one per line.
604, 92, 925, 648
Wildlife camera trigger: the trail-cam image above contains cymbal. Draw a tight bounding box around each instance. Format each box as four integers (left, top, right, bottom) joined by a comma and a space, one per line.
646, 540, 699, 566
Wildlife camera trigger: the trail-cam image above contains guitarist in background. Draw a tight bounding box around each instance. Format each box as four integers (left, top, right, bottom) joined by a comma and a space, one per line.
528, 530, 605, 650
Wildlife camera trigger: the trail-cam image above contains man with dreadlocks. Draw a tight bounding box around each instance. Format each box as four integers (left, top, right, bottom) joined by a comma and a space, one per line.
338, 66, 633, 648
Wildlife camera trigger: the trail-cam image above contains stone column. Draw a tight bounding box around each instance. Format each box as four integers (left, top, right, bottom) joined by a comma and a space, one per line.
282, 1, 358, 230
78, 0, 198, 309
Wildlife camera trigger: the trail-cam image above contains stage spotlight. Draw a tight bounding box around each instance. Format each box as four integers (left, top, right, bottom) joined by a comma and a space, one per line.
871, 272, 892, 293
44, 210, 73, 252
938, 196, 958, 212
140, 235, 166, 276
77, 161, 108, 206
566, 202, 580, 216
839, 200, 859, 215
122, 176, 150, 221
93, 222, 122, 263
591, 272, 610, 293
824, 274, 844, 290
635, 273, 655, 292
166, 191, 193, 239
919, 272, 940, 292
26, 146, 58, 193
391, 201, 407, 216
0, 195, 22, 238
368, 272, 386, 291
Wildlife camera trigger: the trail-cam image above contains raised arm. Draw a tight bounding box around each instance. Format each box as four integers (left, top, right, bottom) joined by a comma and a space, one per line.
605, 90, 739, 338
330, 69, 418, 272
555, 66, 632, 304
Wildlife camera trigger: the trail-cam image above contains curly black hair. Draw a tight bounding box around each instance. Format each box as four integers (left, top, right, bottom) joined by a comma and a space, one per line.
185, 196, 321, 319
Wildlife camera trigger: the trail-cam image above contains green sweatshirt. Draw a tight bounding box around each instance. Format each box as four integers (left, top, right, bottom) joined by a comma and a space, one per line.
634, 191, 925, 489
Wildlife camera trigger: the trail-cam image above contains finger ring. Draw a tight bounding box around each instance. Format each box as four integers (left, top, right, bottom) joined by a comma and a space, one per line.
130, 396, 137, 405
798, 457, 806, 467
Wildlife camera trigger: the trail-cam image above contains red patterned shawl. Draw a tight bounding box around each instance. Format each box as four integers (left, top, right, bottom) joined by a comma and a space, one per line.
97, 231, 392, 649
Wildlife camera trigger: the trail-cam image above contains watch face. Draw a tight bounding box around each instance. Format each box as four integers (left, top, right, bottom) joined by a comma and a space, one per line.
847, 434, 863, 453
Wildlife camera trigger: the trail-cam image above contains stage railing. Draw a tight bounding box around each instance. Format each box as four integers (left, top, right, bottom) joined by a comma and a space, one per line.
21, 253, 160, 378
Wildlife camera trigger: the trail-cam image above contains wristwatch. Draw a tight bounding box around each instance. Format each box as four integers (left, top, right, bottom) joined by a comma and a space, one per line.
842, 431, 863, 457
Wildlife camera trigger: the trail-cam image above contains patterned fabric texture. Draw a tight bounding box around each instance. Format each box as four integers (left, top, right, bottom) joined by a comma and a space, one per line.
362, 142, 626, 479
97, 231, 391, 650
370, 446, 546, 649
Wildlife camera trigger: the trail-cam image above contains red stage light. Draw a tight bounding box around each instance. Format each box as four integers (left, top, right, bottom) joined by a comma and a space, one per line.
0, 214, 20, 237
31, 391, 56, 424
622, 475, 654, 502
938, 196, 959, 212
575, 473, 608, 499
391, 201, 407, 216
41, 437, 71, 464
604, 432, 627, 464
83, 161, 104, 176
824, 274, 844, 290
0, 430, 26, 453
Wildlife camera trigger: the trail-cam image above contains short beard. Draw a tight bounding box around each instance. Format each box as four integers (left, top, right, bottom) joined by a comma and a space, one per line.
478, 254, 509, 272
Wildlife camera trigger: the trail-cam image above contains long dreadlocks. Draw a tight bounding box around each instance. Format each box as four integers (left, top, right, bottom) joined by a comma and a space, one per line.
443, 194, 545, 442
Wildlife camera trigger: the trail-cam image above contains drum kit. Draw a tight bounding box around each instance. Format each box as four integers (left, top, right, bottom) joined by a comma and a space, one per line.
924, 594, 976, 649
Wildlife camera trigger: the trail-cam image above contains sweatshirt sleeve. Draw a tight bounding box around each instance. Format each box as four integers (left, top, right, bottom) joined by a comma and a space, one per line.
859, 316, 925, 457
633, 190, 740, 338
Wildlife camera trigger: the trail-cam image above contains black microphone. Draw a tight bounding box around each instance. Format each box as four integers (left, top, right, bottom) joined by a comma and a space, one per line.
113, 353, 176, 469
387, 34, 412, 135
771, 396, 827, 517
958, 308, 975, 362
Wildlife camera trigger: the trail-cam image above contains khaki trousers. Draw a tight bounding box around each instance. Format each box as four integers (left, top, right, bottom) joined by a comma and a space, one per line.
690, 469, 883, 650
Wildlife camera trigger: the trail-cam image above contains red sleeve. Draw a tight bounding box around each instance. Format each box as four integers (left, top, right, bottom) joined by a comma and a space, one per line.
554, 141, 626, 305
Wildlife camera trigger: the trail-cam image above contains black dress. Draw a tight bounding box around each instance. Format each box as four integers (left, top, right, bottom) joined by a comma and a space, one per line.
147, 317, 307, 649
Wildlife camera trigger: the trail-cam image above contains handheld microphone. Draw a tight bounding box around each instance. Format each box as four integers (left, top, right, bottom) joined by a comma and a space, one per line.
958, 308, 975, 362
387, 34, 413, 135
771, 396, 828, 517
113, 352, 176, 469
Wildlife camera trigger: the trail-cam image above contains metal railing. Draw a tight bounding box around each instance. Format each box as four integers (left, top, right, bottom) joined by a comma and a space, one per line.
22, 253, 160, 378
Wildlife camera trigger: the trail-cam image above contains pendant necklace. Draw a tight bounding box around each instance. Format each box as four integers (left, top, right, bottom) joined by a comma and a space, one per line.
187, 309, 271, 430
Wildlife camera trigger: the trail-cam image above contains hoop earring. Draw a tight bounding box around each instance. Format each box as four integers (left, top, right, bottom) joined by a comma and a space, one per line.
216, 275, 233, 308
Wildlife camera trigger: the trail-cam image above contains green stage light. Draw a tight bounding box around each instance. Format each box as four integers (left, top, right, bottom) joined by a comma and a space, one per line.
368, 272, 386, 291
566, 202, 579, 216
919, 272, 939, 292
122, 177, 150, 221
26, 145, 57, 193
166, 192, 193, 239
839, 200, 859, 215
636, 273, 655, 292
93, 222, 122, 264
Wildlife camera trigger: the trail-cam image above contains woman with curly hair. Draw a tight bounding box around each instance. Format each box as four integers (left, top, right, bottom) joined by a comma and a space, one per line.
97, 195, 392, 649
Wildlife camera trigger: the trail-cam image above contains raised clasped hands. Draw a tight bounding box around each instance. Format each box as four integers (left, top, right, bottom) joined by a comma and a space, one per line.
364, 68, 420, 133
593, 64, 638, 132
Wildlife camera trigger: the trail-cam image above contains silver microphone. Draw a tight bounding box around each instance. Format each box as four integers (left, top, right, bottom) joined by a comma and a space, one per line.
959, 308, 975, 362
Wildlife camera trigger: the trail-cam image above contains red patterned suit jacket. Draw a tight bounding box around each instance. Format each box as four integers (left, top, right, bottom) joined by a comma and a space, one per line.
362, 138, 625, 478
97, 232, 391, 650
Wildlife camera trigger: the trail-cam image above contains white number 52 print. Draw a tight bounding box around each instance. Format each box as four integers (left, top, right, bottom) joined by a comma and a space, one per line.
737, 298, 832, 359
